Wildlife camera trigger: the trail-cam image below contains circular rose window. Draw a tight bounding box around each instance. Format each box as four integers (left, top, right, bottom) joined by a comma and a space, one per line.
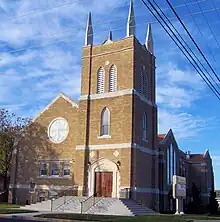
48, 118, 69, 143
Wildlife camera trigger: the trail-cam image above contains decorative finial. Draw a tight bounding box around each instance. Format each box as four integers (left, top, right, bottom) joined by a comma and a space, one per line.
145, 23, 154, 54
108, 31, 113, 41
85, 12, 93, 46
126, 0, 136, 37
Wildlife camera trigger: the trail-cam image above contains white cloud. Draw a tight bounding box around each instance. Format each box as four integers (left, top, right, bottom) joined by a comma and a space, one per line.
158, 109, 209, 139
156, 63, 205, 109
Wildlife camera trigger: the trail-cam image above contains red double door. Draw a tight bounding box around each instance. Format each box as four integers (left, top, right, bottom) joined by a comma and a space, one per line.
94, 172, 113, 197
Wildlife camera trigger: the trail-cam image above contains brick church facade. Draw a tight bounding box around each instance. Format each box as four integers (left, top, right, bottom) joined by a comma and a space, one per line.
9, 1, 214, 212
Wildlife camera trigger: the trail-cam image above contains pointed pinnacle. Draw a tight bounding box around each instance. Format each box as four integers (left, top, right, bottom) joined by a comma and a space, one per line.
108, 31, 113, 41
146, 23, 154, 54
127, 0, 136, 37
85, 12, 93, 46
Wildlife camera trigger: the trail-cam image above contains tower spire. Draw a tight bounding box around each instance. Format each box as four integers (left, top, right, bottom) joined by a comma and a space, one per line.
108, 30, 113, 41
126, 0, 136, 37
85, 12, 93, 46
145, 23, 154, 54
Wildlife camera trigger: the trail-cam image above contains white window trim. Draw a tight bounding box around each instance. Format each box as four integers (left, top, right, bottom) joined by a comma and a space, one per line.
97, 135, 111, 139
100, 107, 110, 136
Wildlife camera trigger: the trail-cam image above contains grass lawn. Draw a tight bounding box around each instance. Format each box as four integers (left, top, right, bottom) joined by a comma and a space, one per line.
0, 203, 21, 209
36, 213, 220, 222
0, 202, 38, 214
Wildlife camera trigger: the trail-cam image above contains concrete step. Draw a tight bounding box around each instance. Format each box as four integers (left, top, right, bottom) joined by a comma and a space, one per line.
21, 196, 158, 216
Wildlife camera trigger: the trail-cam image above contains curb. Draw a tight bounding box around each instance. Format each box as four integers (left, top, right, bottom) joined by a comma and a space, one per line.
11, 215, 89, 222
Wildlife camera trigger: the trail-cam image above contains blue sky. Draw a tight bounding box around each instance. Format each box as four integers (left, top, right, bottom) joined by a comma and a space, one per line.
0, 0, 220, 188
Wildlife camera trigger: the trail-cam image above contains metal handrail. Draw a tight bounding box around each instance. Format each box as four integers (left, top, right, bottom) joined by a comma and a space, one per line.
80, 193, 101, 214
50, 186, 76, 211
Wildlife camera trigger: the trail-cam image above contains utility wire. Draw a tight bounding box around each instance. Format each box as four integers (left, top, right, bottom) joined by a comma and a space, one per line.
140, 0, 220, 100
0, 1, 220, 49
2, 4, 220, 51
184, 0, 218, 64
196, 0, 220, 53
212, 0, 220, 21
151, 0, 220, 91
165, 0, 220, 83
2, 0, 209, 22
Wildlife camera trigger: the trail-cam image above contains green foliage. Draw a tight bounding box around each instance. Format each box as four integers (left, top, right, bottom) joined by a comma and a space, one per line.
0, 109, 30, 191
186, 183, 205, 214
207, 189, 219, 214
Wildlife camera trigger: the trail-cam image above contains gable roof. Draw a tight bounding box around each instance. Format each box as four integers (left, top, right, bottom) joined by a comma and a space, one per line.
32, 92, 78, 123
158, 134, 166, 142
189, 154, 204, 162
158, 129, 173, 144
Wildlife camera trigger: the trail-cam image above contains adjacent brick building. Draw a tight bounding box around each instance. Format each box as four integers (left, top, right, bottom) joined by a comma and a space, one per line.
9, 1, 214, 212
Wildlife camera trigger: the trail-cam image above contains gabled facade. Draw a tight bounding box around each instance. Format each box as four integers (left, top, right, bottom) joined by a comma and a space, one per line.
158, 130, 214, 212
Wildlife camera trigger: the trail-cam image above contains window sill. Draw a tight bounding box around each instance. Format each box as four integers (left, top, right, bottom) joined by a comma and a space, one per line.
142, 139, 148, 143
38, 176, 71, 179
97, 135, 111, 139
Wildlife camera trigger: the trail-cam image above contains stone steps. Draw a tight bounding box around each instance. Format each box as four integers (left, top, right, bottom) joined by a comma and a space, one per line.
21, 196, 158, 216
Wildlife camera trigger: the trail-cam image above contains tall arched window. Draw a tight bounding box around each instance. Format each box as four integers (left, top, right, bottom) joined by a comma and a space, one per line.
97, 67, 105, 94
142, 112, 148, 141
109, 65, 117, 92
167, 147, 170, 184
140, 72, 148, 98
101, 108, 110, 136
167, 144, 176, 184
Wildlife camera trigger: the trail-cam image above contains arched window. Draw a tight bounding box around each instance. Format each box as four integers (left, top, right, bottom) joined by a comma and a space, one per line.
97, 67, 105, 94
167, 144, 176, 184
140, 72, 148, 98
109, 65, 117, 92
167, 147, 170, 184
142, 112, 148, 141
101, 108, 110, 136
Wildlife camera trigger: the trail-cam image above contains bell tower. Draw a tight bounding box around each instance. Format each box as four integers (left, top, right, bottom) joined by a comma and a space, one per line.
75, 0, 159, 210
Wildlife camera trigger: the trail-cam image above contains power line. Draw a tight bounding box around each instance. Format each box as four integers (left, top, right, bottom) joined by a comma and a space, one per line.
2, 2, 220, 58
139, 0, 220, 100
151, 0, 220, 91
1, 3, 220, 51
3, 0, 209, 22
196, 0, 220, 53
212, 0, 220, 21
7, 0, 87, 21
165, 0, 220, 83
183, 0, 218, 65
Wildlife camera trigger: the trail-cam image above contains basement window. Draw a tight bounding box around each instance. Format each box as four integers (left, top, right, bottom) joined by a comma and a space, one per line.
63, 163, 70, 177
51, 162, 60, 177
40, 163, 48, 176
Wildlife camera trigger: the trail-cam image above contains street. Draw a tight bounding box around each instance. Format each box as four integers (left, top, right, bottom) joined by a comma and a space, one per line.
0, 218, 45, 222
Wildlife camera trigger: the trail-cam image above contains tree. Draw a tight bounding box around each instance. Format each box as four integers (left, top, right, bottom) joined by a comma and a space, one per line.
187, 183, 203, 214
207, 189, 219, 214
0, 109, 30, 194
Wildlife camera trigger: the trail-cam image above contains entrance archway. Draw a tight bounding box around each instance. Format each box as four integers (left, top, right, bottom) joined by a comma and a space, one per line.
88, 158, 120, 197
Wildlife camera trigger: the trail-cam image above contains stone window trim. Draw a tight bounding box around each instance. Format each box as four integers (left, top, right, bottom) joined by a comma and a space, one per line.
97, 135, 112, 139
47, 117, 69, 144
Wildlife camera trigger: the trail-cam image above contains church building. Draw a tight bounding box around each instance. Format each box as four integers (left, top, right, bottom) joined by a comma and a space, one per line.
9, 0, 214, 213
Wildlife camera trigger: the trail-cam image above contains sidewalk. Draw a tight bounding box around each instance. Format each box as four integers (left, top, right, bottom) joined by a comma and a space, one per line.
0, 212, 87, 222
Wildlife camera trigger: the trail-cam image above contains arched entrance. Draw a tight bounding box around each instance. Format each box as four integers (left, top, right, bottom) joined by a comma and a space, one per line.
88, 158, 120, 197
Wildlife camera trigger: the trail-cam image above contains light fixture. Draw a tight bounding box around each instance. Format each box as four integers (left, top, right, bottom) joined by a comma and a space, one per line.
117, 161, 121, 167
